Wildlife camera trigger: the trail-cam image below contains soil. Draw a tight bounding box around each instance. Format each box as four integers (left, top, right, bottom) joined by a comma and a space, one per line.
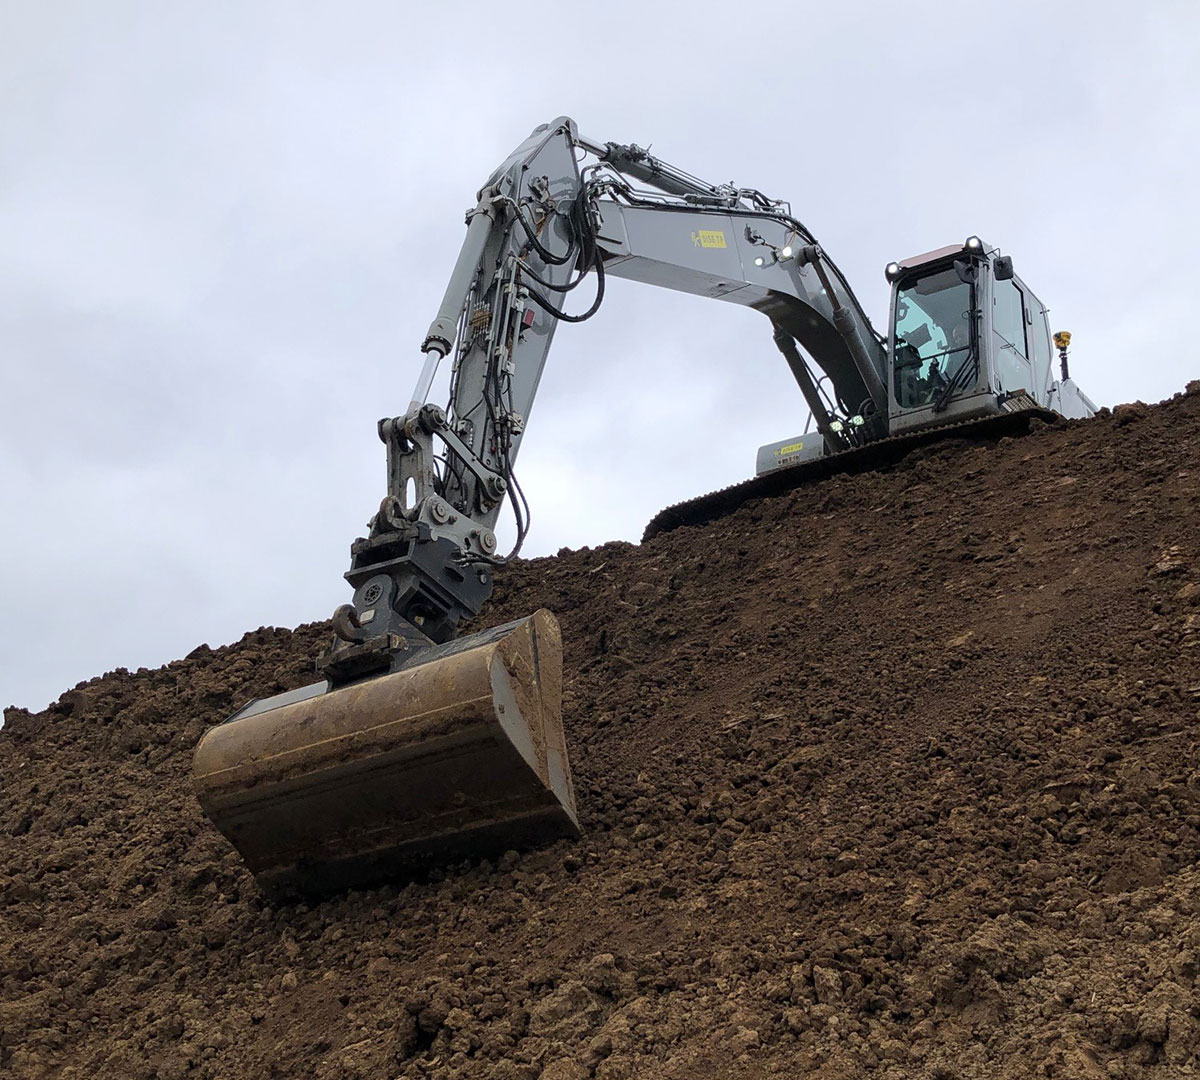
4, 382, 1200, 1080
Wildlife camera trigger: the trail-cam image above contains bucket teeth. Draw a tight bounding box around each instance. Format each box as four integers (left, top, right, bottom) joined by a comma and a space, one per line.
191, 609, 577, 897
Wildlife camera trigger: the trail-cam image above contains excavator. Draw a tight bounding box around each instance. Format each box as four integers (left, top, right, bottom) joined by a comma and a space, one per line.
192, 117, 1096, 897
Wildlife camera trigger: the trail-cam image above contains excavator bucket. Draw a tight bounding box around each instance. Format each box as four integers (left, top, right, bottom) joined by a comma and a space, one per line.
191, 609, 578, 898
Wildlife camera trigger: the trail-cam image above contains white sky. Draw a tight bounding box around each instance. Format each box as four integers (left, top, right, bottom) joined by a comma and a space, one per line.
2, 0, 1198, 712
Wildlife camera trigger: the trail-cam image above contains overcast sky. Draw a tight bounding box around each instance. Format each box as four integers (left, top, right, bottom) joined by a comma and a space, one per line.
3, 1, 1198, 713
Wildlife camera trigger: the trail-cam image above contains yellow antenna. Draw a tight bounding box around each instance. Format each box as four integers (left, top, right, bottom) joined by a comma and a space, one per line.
1053, 331, 1072, 380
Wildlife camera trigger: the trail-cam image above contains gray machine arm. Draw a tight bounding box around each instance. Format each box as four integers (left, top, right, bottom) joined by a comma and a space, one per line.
320, 117, 889, 681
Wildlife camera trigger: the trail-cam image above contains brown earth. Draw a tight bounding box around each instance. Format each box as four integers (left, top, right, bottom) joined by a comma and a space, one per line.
4, 383, 1200, 1080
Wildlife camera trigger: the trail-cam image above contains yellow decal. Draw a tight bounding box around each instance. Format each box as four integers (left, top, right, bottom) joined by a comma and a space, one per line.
776, 441, 804, 456
691, 229, 727, 249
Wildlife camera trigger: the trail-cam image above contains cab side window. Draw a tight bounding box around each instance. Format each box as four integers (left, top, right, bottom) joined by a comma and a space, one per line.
1028, 299, 1053, 389
993, 278, 1027, 357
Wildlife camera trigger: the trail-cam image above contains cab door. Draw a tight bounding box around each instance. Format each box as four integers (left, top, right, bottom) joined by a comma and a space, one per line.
1022, 285, 1055, 400
990, 274, 1034, 395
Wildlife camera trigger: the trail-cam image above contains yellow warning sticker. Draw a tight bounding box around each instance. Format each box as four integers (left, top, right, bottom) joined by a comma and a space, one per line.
691, 229, 727, 249
776, 441, 805, 455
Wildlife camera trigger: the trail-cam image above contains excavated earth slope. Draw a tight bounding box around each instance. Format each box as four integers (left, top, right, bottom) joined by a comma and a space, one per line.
4, 385, 1200, 1080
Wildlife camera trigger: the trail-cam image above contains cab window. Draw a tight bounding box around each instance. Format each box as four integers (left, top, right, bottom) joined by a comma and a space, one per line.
993, 278, 1027, 357
892, 266, 975, 409
1028, 297, 1052, 388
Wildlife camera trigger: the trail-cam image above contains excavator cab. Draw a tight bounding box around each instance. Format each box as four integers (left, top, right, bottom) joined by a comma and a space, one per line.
885, 237, 1094, 430
752, 237, 1094, 482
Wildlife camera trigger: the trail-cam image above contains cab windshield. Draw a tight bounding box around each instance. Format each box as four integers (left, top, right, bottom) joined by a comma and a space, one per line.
893, 265, 976, 409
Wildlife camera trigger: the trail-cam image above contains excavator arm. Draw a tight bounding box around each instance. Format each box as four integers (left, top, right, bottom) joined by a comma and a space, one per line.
323, 117, 890, 680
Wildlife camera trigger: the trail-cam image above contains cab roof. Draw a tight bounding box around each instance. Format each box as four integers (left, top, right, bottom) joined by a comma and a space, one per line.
897, 241, 993, 270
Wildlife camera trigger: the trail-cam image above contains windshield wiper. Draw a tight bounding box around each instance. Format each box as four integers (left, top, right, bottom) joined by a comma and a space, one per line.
933, 352, 977, 413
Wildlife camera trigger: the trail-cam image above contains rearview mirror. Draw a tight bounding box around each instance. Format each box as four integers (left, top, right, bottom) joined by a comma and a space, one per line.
993, 255, 1014, 281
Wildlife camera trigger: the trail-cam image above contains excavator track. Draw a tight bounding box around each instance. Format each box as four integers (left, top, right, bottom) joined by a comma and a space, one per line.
644, 405, 1060, 541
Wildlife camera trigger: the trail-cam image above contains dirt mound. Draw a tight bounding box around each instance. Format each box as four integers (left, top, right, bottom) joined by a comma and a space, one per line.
4, 384, 1200, 1080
